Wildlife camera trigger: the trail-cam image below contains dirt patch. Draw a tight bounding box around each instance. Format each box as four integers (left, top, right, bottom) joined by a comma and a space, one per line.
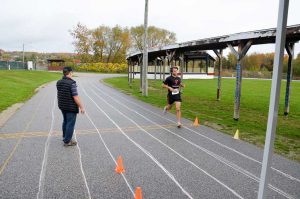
203, 121, 224, 131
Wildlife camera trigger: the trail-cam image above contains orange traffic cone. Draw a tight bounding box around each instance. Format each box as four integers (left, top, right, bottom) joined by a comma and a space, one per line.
115, 156, 125, 174
193, 117, 199, 127
134, 187, 143, 199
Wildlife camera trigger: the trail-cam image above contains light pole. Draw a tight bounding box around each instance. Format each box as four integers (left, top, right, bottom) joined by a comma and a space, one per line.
142, 0, 149, 96
257, 0, 289, 198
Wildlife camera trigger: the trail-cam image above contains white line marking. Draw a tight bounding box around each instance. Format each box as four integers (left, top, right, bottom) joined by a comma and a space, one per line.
0, 89, 49, 177
98, 81, 300, 184
74, 130, 92, 199
84, 111, 135, 196
81, 85, 194, 199
91, 82, 296, 199
36, 95, 56, 199
89, 84, 244, 199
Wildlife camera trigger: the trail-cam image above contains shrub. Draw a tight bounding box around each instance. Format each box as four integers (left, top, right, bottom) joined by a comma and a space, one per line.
74, 62, 127, 73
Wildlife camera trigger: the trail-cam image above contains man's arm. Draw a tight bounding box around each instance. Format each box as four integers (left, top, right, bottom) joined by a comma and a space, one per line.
162, 83, 174, 92
71, 82, 85, 114
162, 78, 174, 92
73, 96, 85, 114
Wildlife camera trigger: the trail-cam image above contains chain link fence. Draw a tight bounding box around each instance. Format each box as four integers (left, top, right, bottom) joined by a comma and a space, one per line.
0, 61, 28, 70
0, 61, 48, 71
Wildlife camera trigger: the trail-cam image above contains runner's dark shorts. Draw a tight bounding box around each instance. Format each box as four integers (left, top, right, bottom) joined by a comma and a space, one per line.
167, 93, 182, 104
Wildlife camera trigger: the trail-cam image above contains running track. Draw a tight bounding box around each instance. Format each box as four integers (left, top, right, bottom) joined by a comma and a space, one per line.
0, 73, 299, 199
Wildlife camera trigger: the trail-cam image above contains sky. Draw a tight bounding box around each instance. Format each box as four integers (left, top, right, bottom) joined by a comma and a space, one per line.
0, 0, 299, 56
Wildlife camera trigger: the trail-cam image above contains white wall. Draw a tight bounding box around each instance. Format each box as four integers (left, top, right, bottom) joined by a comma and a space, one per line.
131, 73, 214, 80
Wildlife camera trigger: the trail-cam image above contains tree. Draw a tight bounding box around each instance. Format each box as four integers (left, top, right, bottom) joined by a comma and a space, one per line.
130, 25, 144, 52
227, 53, 237, 70
148, 26, 176, 48
130, 25, 176, 52
105, 25, 131, 63
74, 25, 131, 63
0, 49, 3, 60
70, 23, 92, 62
262, 53, 274, 71
282, 54, 289, 73
293, 53, 300, 77
91, 26, 110, 62
246, 53, 263, 71
70, 23, 176, 63
1, 53, 12, 61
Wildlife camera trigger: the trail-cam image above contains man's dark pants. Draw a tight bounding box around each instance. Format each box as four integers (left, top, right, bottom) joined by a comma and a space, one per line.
61, 110, 77, 143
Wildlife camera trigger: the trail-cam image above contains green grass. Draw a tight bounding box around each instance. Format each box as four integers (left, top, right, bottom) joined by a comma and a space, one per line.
104, 77, 300, 162
0, 70, 61, 112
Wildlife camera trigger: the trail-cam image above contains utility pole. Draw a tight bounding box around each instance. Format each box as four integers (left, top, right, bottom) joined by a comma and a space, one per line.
142, 0, 149, 96
22, 43, 25, 68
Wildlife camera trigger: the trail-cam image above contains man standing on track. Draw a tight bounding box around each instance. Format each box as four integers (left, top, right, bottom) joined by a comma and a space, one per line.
162, 66, 185, 128
56, 67, 85, 146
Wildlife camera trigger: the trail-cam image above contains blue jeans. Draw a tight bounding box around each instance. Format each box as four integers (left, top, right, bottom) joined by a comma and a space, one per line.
61, 111, 77, 143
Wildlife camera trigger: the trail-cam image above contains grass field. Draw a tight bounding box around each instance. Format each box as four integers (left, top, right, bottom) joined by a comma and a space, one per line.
104, 77, 300, 162
0, 70, 61, 112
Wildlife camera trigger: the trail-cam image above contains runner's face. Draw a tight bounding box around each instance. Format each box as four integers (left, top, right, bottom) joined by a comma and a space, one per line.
172, 68, 178, 76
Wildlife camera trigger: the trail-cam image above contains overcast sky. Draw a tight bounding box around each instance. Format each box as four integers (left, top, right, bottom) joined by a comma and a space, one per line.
0, 0, 299, 56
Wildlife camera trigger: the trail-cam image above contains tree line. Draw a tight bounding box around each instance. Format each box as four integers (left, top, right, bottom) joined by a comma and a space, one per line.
70, 23, 176, 63
218, 52, 300, 76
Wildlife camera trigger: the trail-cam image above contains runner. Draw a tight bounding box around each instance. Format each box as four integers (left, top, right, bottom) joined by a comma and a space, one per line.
162, 66, 185, 128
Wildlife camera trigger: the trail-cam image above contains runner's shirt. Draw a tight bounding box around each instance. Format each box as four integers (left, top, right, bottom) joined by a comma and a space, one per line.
163, 76, 182, 96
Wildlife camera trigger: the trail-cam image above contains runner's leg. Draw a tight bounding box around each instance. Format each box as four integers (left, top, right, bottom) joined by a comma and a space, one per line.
175, 101, 181, 125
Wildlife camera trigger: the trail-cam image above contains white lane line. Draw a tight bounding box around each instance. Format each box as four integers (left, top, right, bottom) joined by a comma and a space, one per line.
84, 111, 135, 196
74, 130, 92, 199
0, 88, 49, 177
78, 82, 134, 196
91, 83, 296, 199
98, 81, 300, 184
81, 85, 194, 199
36, 95, 56, 199
24, 87, 49, 132
88, 84, 244, 199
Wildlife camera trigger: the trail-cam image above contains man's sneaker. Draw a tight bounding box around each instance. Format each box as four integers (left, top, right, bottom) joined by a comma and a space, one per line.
177, 122, 182, 128
163, 106, 167, 115
64, 140, 77, 146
